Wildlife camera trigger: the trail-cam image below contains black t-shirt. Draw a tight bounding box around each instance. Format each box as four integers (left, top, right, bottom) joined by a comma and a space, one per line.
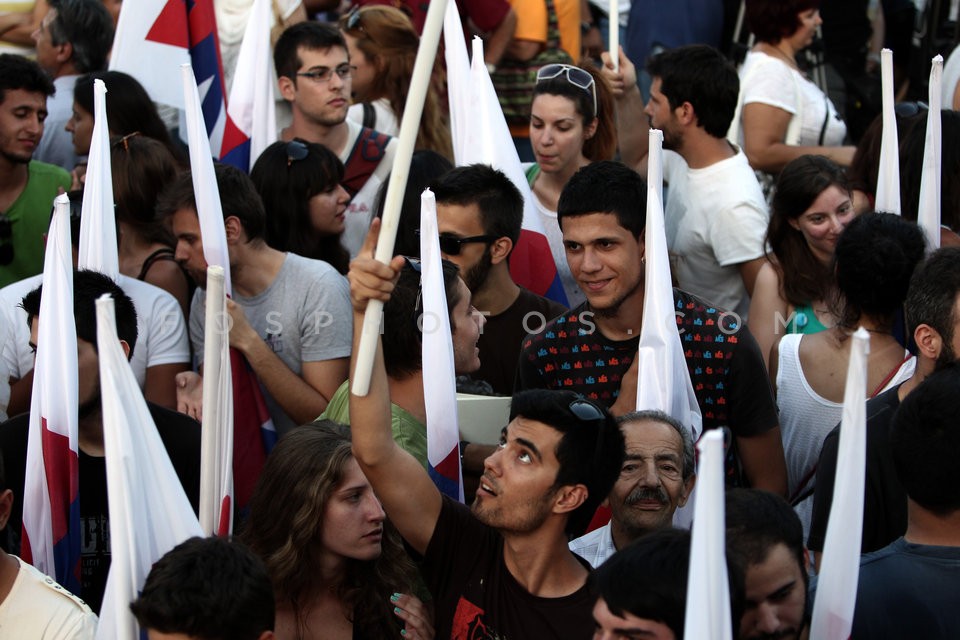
807, 384, 907, 553
420, 497, 595, 639
0, 403, 201, 612
515, 290, 778, 486
475, 287, 566, 396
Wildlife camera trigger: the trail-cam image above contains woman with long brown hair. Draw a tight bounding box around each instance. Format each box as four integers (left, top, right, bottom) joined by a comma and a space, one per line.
339, 5, 452, 160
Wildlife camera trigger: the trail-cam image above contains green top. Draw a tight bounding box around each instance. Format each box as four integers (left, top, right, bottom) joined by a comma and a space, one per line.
319, 380, 428, 469
0, 161, 72, 288
788, 302, 829, 335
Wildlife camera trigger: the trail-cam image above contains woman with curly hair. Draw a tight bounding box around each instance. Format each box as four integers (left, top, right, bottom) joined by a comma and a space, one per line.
250, 138, 351, 274
339, 5, 452, 160
242, 422, 433, 640
749, 155, 856, 368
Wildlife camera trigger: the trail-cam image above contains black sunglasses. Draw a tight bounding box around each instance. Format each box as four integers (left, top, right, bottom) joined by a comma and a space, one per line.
438, 234, 495, 256
345, 5, 363, 30
286, 139, 309, 167
894, 101, 929, 118
568, 396, 608, 462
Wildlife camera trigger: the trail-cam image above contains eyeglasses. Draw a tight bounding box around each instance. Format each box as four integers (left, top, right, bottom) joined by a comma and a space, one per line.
0, 214, 12, 266
296, 64, 353, 84
536, 63, 597, 118
402, 256, 424, 332
567, 396, 608, 463
894, 101, 929, 118
286, 139, 309, 167
438, 234, 496, 256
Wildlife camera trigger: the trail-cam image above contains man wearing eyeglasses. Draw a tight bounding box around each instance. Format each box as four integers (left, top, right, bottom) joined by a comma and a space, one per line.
349, 222, 625, 638
432, 164, 566, 395
274, 21, 396, 258
0, 54, 71, 288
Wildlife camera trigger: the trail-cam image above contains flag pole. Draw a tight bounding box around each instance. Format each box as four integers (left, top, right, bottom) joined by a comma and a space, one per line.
352, 0, 449, 396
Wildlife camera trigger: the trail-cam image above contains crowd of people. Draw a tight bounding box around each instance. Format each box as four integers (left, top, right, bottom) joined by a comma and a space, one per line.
1, 0, 959, 638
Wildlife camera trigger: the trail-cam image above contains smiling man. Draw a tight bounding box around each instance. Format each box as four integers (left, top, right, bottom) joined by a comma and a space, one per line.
570, 410, 695, 567
0, 53, 71, 287
516, 160, 787, 495
348, 220, 625, 639
274, 21, 396, 256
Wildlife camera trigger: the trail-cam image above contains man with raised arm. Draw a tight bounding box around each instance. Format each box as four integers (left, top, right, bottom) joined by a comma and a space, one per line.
348, 220, 625, 639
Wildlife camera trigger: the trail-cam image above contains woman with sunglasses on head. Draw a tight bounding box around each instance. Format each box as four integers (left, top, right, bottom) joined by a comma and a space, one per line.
111, 134, 194, 320
242, 421, 434, 640
732, 0, 856, 178
251, 138, 351, 274
339, 5, 452, 160
525, 62, 616, 306
748, 155, 856, 370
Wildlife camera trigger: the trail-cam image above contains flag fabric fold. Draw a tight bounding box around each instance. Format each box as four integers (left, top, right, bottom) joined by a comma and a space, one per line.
810, 328, 870, 640
874, 49, 901, 215
683, 429, 733, 640
77, 79, 119, 280
222, 0, 276, 171
419, 189, 464, 502
93, 294, 203, 640
443, 12, 567, 305
918, 55, 943, 252
182, 63, 275, 515
199, 266, 234, 536
21, 195, 81, 594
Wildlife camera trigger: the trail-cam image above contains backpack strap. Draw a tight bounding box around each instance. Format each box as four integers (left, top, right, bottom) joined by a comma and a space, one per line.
342, 127, 391, 197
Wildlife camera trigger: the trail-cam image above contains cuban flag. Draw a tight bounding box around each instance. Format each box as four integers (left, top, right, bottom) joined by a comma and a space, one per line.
93, 294, 204, 640
223, 0, 277, 171
419, 189, 464, 502
110, 0, 245, 162
21, 196, 81, 594
443, 4, 568, 306
683, 429, 733, 640
810, 329, 870, 640
78, 79, 119, 280
182, 64, 276, 518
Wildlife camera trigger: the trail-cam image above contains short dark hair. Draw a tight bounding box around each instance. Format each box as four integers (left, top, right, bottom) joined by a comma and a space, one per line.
274, 21, 347, 82
645, 45, 739, 138
432, 164, 524, 249
509, 389, 625, 537
21, 269, 138, 355
725, 489, 806, 591
833, 213, 926, 330
891, 364, 960, 515
0, 53, 55, 104
617, 410, 695, 482
557, 161, 647, 239
904, 247, 960, 362
130, 536, 275, 640
47, 0, 114, 73
745, 0, 821, 44
157, 163, 267, 243
592, 529, 744, 639
382, 259, 462, 379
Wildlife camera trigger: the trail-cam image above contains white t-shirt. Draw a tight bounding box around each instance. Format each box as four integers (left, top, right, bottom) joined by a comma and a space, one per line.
739, 51, 847, 147
0, 556, 97, 639
0, 274, 190, 389
347, 98, 399, 137
663, 147, 769, 318
942, 44, 960, 110
339, 119, 398, 257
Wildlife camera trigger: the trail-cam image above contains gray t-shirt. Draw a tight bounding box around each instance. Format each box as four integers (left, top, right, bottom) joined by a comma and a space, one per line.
190, 253, 352, 433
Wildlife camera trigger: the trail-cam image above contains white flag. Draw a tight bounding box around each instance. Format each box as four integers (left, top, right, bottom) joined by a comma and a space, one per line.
78, 79, 119, 280
918, 56, 943, 252
94, 294, 203, 640
874, 50, 901, 214
809, 328, 870, 640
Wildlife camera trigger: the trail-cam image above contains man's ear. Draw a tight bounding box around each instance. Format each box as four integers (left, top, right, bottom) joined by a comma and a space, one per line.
277, 75, 296, 102
489, 237, 513, 265
553, 484, 588, 515
56, 41, 73, 65
676, 101, 696, 126
0, 489, 13, 530
119, 339, 131, 361
224, 216, 244, 243
914, 324, 943, 362
678, 473, 697, 508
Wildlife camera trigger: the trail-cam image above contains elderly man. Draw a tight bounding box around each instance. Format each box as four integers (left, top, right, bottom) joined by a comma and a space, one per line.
569, 409, 695, 567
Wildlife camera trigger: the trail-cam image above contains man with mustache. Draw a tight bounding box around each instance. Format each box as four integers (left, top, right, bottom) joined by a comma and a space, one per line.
570, 409, 695, 567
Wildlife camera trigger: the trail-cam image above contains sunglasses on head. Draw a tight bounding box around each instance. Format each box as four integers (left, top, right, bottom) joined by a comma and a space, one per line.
567, 396, 608, 463
536, 63, 597, 118
286, 139, 309, 167
894, 101, 929, 119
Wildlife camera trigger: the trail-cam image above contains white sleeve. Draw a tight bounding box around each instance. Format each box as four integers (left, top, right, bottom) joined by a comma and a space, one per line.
742, 56, 799, 115
144, 290, 191, 367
